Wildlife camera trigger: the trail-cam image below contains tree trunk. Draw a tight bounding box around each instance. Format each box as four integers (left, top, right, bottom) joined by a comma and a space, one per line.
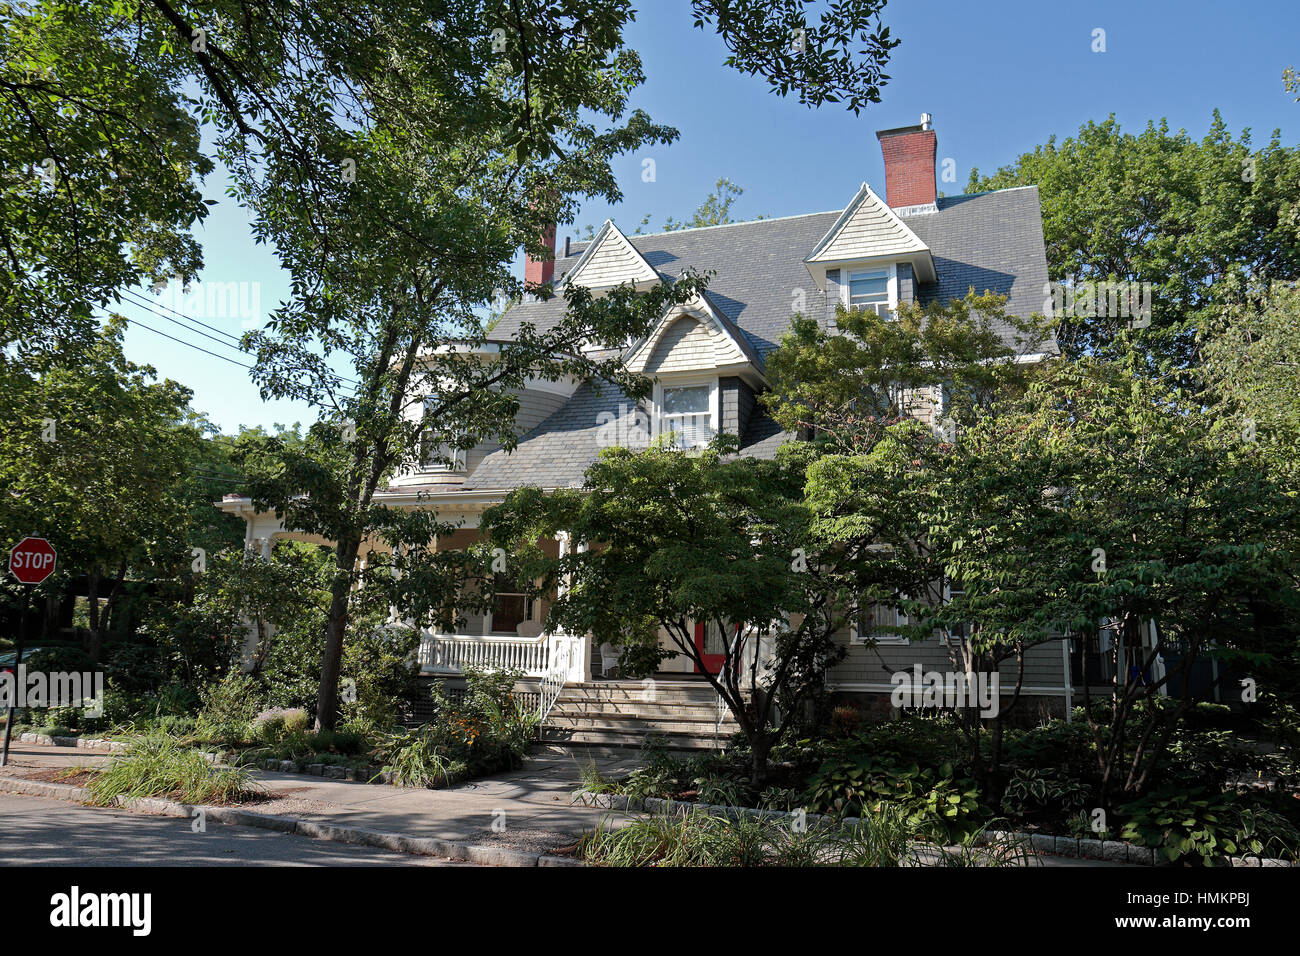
315, 538, 360, 730
86, 568, 102, 662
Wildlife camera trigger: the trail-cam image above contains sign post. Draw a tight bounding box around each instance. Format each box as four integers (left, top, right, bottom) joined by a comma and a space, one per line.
3, 537, 57, 766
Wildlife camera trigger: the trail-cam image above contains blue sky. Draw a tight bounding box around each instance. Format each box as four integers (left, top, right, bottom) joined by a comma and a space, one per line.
114, 0, 1300, 434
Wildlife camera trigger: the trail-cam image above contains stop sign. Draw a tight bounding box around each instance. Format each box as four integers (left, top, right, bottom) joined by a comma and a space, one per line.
8, 536, 57, 585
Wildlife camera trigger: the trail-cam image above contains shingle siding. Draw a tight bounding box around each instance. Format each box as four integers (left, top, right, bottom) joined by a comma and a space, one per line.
720, 376, 756, 439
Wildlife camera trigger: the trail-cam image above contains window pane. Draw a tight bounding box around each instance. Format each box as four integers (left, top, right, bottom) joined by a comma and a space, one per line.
849, 272, 889, 302
662, 385, 710, 414
665, 414, 715, 448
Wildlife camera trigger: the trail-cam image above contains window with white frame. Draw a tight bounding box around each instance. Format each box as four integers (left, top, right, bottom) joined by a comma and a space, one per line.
419, 396, 466, 472
658, 381, 717, 449
845, 266, 896, 319
854, 598, 910, 644
489, 572, 533, 635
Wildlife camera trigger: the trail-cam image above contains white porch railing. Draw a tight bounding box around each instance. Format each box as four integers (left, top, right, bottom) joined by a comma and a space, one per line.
417, 630, 591, 687
418, 632, 552, 677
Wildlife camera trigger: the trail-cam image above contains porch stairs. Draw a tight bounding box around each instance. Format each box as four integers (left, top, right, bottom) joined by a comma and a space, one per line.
540, 680, 741, 751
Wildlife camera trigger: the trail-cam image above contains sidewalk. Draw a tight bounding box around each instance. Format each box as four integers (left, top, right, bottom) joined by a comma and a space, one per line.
0, 740, 640, 859
0, 740, 1135, 866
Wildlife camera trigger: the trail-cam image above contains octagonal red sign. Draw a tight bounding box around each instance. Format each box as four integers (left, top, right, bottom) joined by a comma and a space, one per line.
8, 536, 57, 585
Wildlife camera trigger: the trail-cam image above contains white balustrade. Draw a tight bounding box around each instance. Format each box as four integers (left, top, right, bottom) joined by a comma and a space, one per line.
418, 632, 552, 677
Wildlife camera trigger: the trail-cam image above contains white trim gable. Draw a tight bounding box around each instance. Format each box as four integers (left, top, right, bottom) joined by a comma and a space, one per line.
560, 219, 660, 292
625, 294, 763, 386
804, 182, 937, 289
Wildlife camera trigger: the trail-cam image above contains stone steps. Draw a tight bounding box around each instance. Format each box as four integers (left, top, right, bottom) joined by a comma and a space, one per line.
541, 680, 740, 751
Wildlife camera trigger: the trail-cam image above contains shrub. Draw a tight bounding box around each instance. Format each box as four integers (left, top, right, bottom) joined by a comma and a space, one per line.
803, 756, 984, 840
1118, 788, 1300, 865
999, 768, 1091, 822
85, 736, 258, 806
197, 671, 260, 728
373, 670, 536, 787
251, 707, 310, 745
378, 727, 454, 788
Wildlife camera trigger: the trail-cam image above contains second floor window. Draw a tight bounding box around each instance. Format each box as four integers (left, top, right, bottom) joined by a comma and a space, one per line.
847, 268, 893, 319
420, 396, 466, 472
661, 383, 716, 449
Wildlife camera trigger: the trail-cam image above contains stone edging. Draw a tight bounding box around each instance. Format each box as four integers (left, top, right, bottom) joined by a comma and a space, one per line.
0, 774, 583, 868
16, 732, 127, 752
571, 789, 1295, 868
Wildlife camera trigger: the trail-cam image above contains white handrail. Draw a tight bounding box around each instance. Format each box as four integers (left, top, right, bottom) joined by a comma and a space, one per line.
538, 635, 573, 724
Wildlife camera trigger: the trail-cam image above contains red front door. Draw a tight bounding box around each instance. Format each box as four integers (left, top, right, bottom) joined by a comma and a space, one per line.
693, 620, 729, 675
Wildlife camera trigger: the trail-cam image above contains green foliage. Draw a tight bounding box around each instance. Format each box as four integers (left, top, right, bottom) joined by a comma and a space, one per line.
196, 670, 260, 739
999, 768, 1090, 821
577, 804, 1029, 868
375, 670, 537, 788
1116, 788, 1295, 865
0, 0, 210, 354
803, 756, 984, 839
968, 113, 1300, 363
85, 736, 258, 807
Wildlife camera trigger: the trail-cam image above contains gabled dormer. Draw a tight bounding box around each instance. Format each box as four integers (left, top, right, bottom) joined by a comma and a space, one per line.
560, 218, 660, 293
804, 181, 937, 297
625, 292, 763, 383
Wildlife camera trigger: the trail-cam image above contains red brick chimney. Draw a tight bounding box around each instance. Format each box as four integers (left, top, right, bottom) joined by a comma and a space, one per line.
524, 223, 557, 287
876, 113, 937, 209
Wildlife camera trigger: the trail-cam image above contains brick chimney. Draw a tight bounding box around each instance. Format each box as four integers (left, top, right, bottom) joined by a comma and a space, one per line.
876, 113, 937, 210
524, 223, 557, 287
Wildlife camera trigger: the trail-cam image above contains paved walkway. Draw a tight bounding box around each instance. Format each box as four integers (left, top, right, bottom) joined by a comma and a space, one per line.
0, 741, 641, 856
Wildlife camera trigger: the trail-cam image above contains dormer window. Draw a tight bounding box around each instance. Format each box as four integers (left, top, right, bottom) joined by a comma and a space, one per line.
845, 265, 897, 319
656, 379, 718, 449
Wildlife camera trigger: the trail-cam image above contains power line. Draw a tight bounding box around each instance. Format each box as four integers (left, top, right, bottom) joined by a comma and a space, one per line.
114, 303, 359, 395
120, 288, 244, 345
121, 288, 364, 388
119, 290, 252, 356
120, 314, 257, 371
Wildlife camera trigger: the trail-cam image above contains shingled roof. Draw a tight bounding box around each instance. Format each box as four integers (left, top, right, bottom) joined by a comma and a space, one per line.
463, 185, 1052, 491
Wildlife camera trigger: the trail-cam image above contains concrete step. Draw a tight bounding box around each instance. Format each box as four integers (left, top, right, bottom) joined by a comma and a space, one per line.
539, 726, 730, 751
550, 699, 730, 719
547, 714, 738, 734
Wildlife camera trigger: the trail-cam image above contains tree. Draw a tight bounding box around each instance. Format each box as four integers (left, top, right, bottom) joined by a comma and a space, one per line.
483, 437, 854, 785
0, 0, 211, 357
762, 292, 1052, 791
0, 319, 202, 660
968, 114, 1300, 365
928, 352, 1295, 807
6, 0, 907, 730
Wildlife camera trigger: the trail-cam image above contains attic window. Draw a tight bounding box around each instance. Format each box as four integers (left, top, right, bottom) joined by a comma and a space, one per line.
846, 266, 896, 319
659, 381, 718, 449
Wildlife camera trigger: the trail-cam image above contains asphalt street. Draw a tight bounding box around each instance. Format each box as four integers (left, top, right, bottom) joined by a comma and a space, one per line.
0, 792, 472, 866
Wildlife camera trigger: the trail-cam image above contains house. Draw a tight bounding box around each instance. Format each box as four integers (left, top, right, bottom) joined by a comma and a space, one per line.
220, 114, 1131, 743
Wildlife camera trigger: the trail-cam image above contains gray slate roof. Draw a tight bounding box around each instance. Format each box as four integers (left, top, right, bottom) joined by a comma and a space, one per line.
463, 186, 1052, 491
